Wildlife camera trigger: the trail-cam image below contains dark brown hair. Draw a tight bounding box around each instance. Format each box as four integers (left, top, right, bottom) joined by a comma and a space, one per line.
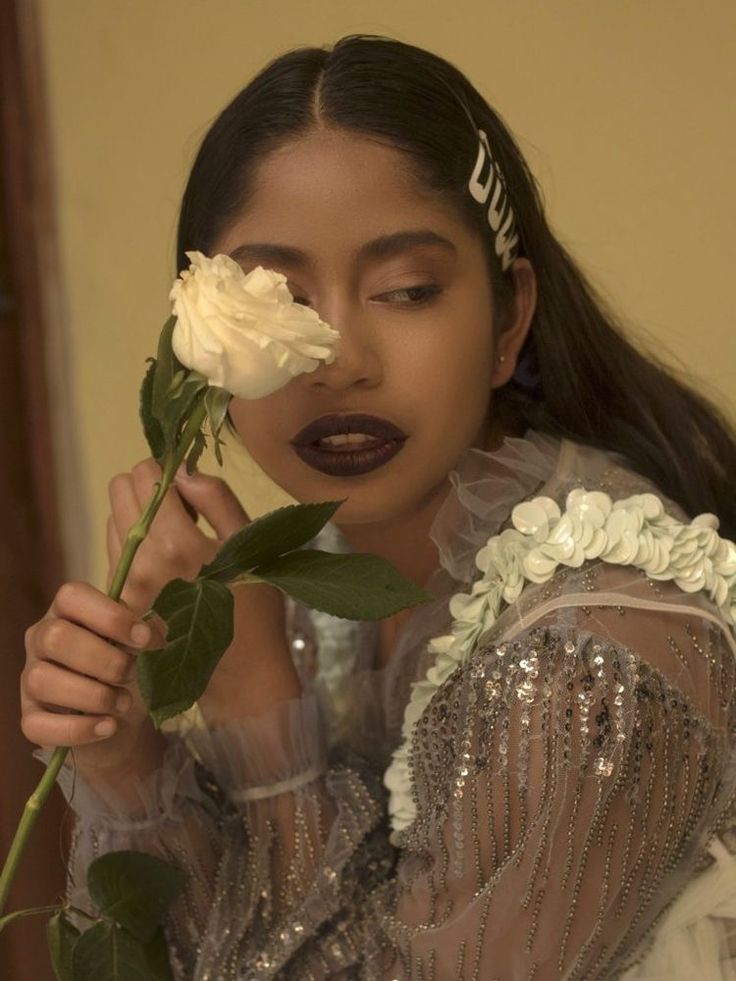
177, 34, 736, 538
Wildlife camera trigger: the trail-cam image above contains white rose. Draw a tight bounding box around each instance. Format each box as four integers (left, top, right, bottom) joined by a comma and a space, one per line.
169, 251, 340, 399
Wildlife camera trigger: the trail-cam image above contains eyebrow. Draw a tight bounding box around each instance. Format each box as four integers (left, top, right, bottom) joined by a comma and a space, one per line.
228, 229, 457, 268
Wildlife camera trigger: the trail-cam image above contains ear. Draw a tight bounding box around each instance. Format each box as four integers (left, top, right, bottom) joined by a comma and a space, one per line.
490, 258, 537, 389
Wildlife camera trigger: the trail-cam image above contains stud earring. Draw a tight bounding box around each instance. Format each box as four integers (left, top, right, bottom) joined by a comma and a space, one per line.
498, 355, 506, 363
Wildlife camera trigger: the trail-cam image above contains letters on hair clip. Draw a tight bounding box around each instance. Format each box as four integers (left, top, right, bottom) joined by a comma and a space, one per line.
468, 129, 520, 272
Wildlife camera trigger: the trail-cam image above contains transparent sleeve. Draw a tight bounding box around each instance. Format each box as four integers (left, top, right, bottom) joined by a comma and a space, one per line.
39, 689, 392, 979
374, 601, 736, 979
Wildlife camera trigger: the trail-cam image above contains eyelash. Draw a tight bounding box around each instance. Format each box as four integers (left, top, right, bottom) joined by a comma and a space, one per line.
378, 284, 443, 306
292, 285, 443, 308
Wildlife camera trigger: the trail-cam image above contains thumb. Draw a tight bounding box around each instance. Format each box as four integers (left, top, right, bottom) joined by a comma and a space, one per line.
174, 468, 249, 540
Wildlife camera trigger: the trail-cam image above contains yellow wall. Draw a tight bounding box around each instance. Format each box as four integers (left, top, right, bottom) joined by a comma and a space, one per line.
36, 0, 736, 585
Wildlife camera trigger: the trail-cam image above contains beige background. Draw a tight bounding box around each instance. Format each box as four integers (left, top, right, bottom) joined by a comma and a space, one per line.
36, 0, 736, 586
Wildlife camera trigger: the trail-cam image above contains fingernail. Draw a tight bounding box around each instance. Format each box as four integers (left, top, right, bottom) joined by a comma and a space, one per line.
130, 623, 150, 647
116, 693, 131, 714
94, 720, 116, 737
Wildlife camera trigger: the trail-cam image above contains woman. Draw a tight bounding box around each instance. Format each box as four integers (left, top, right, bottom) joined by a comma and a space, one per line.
21, 35, 736, 978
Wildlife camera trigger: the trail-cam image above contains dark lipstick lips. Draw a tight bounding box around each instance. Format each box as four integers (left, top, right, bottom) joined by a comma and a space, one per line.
290, 413, 408, 477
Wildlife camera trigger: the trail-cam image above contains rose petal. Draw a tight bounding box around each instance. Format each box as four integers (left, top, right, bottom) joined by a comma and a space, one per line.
170, 253, 340, 399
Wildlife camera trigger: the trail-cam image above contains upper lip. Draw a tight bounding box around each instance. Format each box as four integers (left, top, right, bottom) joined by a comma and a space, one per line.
291, 413, 407, 446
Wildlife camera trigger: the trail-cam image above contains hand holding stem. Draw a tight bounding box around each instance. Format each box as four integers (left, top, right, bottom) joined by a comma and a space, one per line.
0, 397, 209, 919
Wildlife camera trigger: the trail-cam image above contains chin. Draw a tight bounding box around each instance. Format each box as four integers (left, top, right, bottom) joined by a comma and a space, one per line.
275, 476, 414, 528
259, 447, 454, 527
337, 477, 452, 529
289, 484, 399, 526
331, 498, 401, 528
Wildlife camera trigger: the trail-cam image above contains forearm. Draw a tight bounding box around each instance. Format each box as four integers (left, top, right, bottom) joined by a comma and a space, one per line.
198, 651, 301, 727
72, 725, 168, 816
197, 583, 301, 727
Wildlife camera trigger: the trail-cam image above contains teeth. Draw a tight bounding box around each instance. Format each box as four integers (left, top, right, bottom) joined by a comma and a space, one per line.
317, 433, 382, 448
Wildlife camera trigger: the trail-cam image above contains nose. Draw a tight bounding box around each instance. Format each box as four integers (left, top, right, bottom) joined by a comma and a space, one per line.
304, 301, 383, 392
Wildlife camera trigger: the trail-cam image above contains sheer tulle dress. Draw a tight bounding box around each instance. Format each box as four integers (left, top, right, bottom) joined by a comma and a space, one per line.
37, 430, 736, 979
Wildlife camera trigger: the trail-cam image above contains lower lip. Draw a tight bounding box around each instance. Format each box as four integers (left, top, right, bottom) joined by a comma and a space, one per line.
292, 439, 406, 476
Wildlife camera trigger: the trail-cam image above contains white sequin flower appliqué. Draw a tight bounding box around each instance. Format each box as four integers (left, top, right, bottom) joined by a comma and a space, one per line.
384, 489, 736, 835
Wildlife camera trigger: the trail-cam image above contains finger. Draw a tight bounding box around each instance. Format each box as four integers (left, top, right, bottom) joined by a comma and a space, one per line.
105, 529, 137, 604
106, 515, 122, 577
174, 470, 249, 540
21, 708, 119, 748
129, 458, 163, 508
130, 464, 203, 548
130, 458, 198, 521
180, 496, 199, 523
30, 617, 136, 685
23, 660, 131, 717
49, 581, 151, 649
109, 472, 145, 545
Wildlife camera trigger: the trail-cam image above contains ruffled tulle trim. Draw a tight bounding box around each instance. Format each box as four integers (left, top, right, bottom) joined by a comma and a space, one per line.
427, 429, 563, 584
33, 736, 204, 826
185, 691, 328, 794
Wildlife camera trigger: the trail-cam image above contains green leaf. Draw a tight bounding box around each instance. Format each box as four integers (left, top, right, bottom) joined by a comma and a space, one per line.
139, 360, 165, 463
137, 578, 234, 726
48, 911, 80, 981
146, 317, 208, 459
200, 501, 344, 583
213, 431, 226, 467
170, 369, 207, 400
251, 549, 432, 620
204, 385, 232, 440
166, 369, 186, 398
150, 316, 179, 422
72, 922, 159, 981
87, 851, 187, 943
158, 373, 207, 447
185, 429, 207, 474
142, 927, 174, 980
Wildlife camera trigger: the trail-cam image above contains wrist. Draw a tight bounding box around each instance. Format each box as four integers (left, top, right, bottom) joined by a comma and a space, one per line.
74, 726, 167, 809
197, 583, 300, 726
198, 650, 302, 727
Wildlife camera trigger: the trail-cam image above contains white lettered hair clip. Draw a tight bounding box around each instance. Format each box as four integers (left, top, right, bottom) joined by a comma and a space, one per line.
468, 129, 520, 272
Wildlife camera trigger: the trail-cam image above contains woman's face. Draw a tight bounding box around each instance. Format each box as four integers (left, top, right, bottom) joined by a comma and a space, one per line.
215, 128, 533, 528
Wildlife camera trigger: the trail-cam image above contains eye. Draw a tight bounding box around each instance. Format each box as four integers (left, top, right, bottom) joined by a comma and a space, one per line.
284, 281, 312, 306
376, 285, 444, 305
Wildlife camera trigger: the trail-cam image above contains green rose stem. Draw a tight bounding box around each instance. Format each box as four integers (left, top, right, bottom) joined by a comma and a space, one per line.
0, 904, 77, 933
0, 395, 210, 923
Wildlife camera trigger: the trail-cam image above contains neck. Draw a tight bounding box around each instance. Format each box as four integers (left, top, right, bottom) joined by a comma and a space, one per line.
337, 481, 450, 590
337, 422, 515, 588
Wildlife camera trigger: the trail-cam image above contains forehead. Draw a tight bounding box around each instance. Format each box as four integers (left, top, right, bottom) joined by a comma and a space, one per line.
254, 129, 434, 205
217, 129, 472, 259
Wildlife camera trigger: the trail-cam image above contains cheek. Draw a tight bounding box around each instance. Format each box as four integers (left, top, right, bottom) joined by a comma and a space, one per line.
399, 328, 494, 428
228, 397, 284, 460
